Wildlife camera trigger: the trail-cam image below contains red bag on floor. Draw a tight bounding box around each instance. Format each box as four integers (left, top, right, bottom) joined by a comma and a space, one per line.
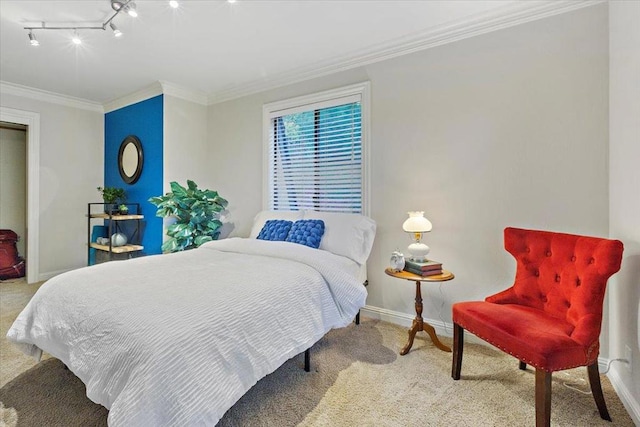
0, 229, 25, 279
0, 259, 25, 280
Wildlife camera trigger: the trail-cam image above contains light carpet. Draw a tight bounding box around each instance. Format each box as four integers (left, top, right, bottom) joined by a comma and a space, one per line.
0, 280, 634, 426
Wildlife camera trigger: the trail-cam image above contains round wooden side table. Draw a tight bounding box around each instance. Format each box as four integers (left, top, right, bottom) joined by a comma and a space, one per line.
385, 267, 455, 355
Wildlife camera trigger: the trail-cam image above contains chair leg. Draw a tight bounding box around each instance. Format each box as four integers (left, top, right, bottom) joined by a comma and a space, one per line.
451, 323, 464, 380
535, 369, 552, 427
587, 362, 611, 421
519, 361, 527, 370
355, 310, 360, 325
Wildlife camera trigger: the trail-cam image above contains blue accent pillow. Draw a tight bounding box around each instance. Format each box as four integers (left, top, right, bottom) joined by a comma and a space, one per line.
285, 220, 325, 249
257, 220, 293, 241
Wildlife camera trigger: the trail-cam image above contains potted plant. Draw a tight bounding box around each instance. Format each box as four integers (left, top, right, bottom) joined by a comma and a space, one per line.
97, 186, 126, 214
118, 204, 129, 215
149, 180, 228, 253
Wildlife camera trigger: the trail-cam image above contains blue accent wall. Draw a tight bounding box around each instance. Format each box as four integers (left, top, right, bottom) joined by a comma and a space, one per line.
104, 95, 163, 255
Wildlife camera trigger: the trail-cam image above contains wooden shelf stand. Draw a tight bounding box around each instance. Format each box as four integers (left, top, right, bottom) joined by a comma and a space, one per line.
87, 202, 144, 264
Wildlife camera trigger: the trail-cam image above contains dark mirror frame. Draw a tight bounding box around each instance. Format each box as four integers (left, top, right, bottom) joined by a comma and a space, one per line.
118, 135, 144, 185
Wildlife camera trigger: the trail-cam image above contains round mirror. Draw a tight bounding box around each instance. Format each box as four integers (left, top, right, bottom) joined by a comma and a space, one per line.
118, 135, 143, 184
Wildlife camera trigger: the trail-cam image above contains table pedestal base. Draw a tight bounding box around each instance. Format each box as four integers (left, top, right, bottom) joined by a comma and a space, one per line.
400, 280, 452, 355
400, 318, 451, 355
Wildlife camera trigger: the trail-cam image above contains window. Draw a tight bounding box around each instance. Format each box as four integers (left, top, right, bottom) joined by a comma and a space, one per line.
263, 82, 370, 214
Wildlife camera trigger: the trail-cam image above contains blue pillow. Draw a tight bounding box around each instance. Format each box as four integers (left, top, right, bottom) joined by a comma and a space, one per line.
257, 220, 293, 241
285, 220, 325, 249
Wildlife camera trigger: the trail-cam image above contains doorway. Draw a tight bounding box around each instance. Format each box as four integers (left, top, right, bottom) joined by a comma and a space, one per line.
0, 122, 27, 265
0, 107, 40, 284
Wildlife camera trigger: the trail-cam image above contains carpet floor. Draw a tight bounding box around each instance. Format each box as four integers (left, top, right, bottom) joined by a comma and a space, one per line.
0, 280, 635, 426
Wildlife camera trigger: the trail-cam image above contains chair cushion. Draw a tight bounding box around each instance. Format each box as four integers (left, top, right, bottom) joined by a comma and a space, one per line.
453, 301, 593, 372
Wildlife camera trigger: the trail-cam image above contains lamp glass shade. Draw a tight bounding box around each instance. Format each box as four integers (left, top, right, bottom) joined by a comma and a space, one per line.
402, 211, 432, 261
402, 211, 432, 233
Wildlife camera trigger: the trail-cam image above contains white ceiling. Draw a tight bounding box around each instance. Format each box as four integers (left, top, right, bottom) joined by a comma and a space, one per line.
0, 0, 595, 106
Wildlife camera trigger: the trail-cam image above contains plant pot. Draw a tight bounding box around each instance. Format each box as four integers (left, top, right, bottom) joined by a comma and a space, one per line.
105, 204, 119, 215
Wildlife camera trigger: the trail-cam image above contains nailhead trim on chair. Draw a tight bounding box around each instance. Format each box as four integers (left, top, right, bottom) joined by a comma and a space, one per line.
454, 321, 594, 373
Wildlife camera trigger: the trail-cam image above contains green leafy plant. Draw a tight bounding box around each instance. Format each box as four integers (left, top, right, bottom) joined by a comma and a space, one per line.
97, 186, 126, 204
118, 204, 129, 214
149, 180, 228, 253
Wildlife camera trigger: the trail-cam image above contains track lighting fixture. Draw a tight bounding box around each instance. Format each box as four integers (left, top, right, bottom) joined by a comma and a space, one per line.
23, 0, 140, 46
28, 31, 39, 46
23, 1, 231, 46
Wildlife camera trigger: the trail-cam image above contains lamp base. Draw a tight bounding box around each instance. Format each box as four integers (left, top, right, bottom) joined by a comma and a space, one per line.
407, 242, 430, 262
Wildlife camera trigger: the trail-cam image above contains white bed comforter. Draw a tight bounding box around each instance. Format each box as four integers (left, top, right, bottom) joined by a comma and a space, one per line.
7, 238, 367, 426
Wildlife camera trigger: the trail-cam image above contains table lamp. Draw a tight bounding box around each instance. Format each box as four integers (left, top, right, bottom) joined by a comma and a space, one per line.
402, 211, 432, 262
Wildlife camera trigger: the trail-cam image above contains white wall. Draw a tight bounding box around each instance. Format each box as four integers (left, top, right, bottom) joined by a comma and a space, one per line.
0, 127, 26, 257
609, 0, 640, 423
208, 4, 610, 323
163, 95, 209, 191
0, 93, 104, 279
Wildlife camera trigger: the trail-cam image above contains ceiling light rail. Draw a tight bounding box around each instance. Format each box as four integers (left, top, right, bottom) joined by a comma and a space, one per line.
23, 0, 172, 45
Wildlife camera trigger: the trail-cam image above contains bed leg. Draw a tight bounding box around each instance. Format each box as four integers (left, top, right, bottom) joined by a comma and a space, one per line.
304, 348, 310, 372
355, 310, 360, 325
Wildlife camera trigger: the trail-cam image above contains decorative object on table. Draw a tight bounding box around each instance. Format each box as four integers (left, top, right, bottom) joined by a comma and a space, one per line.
403, 258, 443, 276
402, 211, 432, 261
97, 186, 126, 214
110, 233, 128, 247
118, 204, 129, 215
389, 250, 405, 272
149, 180, 228, 253
96, 237, 109, 246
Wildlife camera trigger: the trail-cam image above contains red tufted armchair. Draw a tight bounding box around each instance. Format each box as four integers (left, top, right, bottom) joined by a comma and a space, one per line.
452, 227, 623, 426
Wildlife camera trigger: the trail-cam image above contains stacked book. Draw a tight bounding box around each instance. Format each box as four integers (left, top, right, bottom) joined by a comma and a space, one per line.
403, 259, 443, 276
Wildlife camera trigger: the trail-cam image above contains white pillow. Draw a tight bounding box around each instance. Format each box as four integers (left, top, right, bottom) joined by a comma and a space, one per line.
249, 210, 304, 239
302, 210, 376, 264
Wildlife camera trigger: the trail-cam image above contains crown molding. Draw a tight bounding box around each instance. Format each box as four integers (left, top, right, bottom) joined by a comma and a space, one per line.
102, 80, 208, 113
0, 81, 103, 112
159, 81, 208, 106
103, 82, 163, 113
208, 0, 604, 105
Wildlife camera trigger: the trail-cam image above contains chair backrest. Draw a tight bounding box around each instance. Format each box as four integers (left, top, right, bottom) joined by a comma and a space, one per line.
502, 227, 623, 347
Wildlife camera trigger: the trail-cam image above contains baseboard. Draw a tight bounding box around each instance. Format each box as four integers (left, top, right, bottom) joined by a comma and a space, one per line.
607, 365, 640, 425
362, 304, 640, 425
360, 304, 487, 345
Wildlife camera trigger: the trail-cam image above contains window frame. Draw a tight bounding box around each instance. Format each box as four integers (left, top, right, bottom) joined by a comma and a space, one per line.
262, 82, 371, 215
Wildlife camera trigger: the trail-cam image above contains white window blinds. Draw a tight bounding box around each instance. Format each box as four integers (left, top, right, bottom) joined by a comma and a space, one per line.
267, 93, 364, 213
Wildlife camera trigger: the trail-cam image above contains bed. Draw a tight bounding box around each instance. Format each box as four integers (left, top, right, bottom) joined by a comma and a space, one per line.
7, 210, 376, 426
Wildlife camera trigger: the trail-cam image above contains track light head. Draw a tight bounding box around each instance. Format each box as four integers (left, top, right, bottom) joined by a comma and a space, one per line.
124, 2, 138, 18
72, 31, 82, 45
111, 0, 125, 11
169, 1, 179, 9
28, 31, 39, 46
110, 22, 123, 37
